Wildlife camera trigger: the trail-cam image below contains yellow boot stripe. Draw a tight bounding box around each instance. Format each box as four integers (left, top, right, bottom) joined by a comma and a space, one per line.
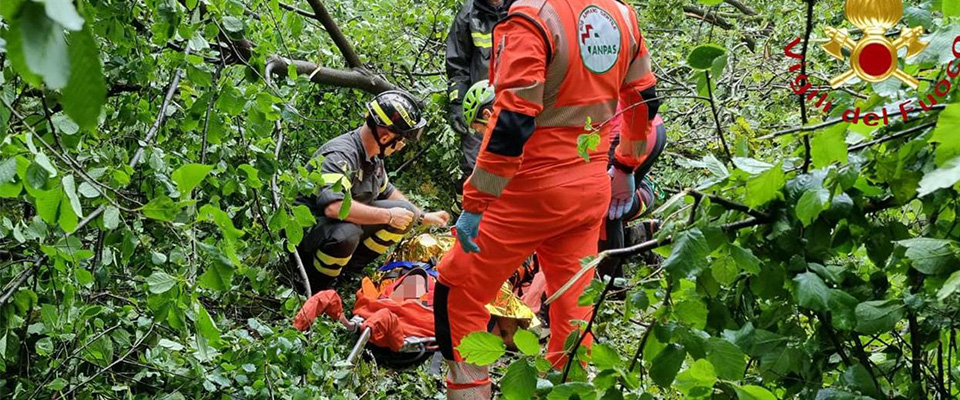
313, 259, 343, 277
375, 230, 404, 242
363, 237, 390, 254
316, 251, 351, 266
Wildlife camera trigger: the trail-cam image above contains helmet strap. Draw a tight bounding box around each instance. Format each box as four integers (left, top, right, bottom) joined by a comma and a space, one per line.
367, 115, 399, 159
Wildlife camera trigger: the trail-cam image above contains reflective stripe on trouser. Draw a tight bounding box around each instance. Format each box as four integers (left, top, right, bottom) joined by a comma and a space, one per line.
435, 170, 609, 368
296, 199, 419, 291
445, 361, 491, 400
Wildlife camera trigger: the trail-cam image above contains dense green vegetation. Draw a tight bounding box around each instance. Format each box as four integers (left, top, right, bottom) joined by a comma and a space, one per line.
1, 0, 960, 398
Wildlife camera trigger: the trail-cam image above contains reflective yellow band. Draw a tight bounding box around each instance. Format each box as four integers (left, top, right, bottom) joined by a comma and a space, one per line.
469, 167, 510, 197
363, 237, 390, 254
313, 259, 343, 277
473, 39, 492, 48
472, 33, 492, 48
316, 251, 351, 267
375, 230, 404, 242
380, 176, 389, 192
371, 102, 393, 126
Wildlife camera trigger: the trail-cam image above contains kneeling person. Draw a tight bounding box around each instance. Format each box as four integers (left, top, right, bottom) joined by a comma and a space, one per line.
296, 90, 450, 292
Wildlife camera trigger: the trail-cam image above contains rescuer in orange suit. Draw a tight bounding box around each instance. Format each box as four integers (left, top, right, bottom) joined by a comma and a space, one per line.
432, 0, 660, 397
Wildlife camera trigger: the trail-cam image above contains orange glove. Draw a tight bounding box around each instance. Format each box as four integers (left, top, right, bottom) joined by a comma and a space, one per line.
293, 290, 344, 331
362, 309, 405, 352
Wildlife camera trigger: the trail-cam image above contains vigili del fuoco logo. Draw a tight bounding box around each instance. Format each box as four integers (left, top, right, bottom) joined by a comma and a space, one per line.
784, 0, 960, 126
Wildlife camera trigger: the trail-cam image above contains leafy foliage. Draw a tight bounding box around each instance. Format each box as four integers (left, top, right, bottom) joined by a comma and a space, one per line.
2, 0, 960, 399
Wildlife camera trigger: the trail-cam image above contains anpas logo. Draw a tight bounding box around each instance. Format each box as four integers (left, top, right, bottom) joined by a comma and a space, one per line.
784, 0, 960, 126
821, 0, 927, 88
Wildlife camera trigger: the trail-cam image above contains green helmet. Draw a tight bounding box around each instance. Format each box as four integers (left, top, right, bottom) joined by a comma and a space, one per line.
462, 80, 495, 125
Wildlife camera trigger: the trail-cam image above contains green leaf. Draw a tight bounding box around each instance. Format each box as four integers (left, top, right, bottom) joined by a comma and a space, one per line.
19, 3, 70, 89
896, 238, 958, 275
733, 157, 773, 175
944, 0, 960, 17
35, 336, 53, 356
855, 300, 904, 335
687, 44, 727, 70
103, 205, 120, 230
931, 103, 960, 165
51, 113, 79, 135
937, 270, 960, 301
796, 188, 829, 226
61, 175, 82, 218
811, 124, 848, 168
292, 205, 317, 228
501, 359, 537, 400
198, 205, 244, 242
62, 25, 106, 132
198, 258, 235, 292
706, 338, 746, 380
196, 303, 221, 347
457, 332, 505, 366
650, 343, 686, 387
793, 272, 831, 312
918, 155, 960, 197
730, 244, 761, 275
37, 0, 84, 30
591, 343, 620, 370
735, 385, 778, 400
676, 299, 708, 329
338, 192, 352, 220
238, 164, 263, 189
675, 359, 717, 397
577, 132, 601, 162
58, 193, 77, 232
703, 154, 729, 180
141, 195, 179, 222
698, 0, 723, 5
745, 163, 785, 208
513, 329, 540, 357
34, 188, 62, 226
47, 378, 68, 391
546, 382, 595, 400
35, 152, 57, 178
222, 16, 244, 33
26, 162, 49, 189
0, 158, 16, 184
842, 364, 880, 398
146, 272, 177, 294
171, 164, 213, 197
662, 228, 710, 278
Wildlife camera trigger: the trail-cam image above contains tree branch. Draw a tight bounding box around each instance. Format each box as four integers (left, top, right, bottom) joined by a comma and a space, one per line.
848, 122, 937, 152
799, 0, 816, 174
265, 57, 394, 94
302, 0, 363, 69
759, 104, 947, 139
724, 0, 758, 16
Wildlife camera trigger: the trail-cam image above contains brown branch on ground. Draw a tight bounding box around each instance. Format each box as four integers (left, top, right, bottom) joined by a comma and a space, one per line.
724, 0, 758, 16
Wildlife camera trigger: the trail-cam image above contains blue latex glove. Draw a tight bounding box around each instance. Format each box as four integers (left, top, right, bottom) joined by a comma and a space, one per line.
455, 211, 483, 253
608, 167, 636, 220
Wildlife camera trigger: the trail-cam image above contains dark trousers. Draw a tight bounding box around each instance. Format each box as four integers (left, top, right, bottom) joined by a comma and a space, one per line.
295, 199, 419, 292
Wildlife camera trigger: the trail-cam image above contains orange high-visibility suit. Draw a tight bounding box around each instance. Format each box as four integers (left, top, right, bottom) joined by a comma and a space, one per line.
434, 0, 659, 396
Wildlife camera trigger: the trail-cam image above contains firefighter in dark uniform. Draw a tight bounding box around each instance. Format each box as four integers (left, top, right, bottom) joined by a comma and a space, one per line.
446, 0, 511, 204
296, 90, 451, 292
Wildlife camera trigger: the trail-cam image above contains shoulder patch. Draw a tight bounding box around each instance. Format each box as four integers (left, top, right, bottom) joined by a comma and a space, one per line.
578, 6, 622, 74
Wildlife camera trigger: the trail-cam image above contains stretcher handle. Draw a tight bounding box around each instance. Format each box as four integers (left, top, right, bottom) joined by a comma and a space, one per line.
339, 314, 359, 332
345, 327, 373, 365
